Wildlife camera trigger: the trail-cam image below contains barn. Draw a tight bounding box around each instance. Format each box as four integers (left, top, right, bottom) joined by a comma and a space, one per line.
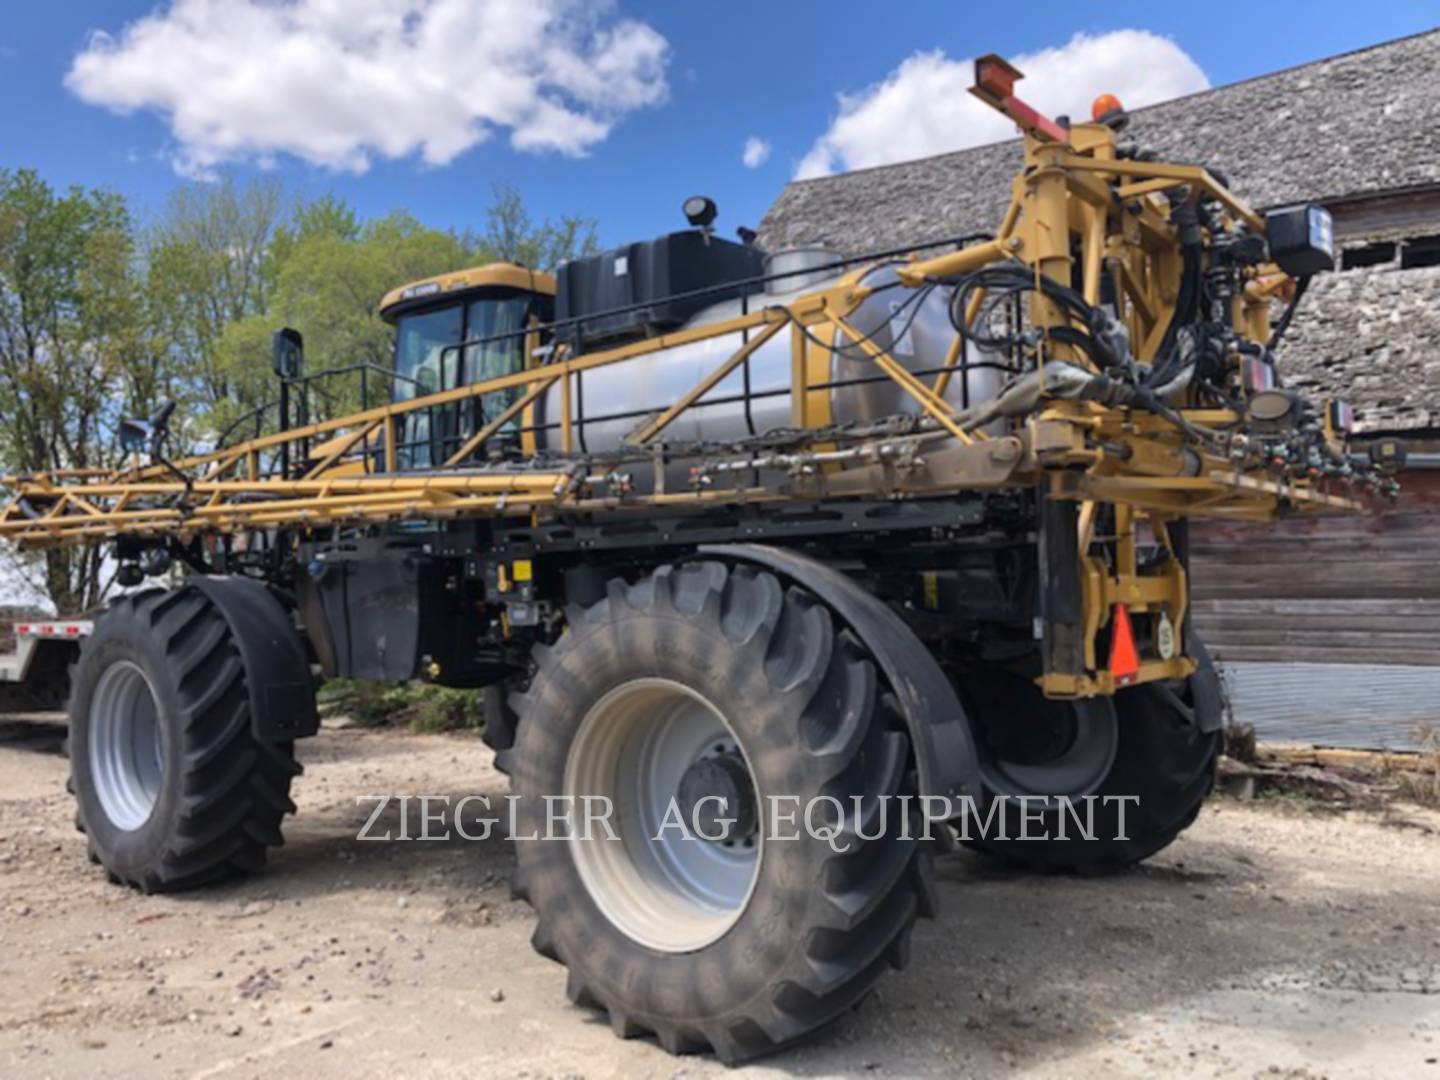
757, 30, 1440, 749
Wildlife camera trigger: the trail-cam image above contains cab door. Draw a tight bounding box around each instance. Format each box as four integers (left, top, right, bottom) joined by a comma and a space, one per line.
451, 293, 538, 461
393, 304, 462, 470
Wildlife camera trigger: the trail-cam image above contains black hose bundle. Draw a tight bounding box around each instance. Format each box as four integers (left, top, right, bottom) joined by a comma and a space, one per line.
1266, 274, 1311, 351
939, 255, 1235, 449
1136, 200, 1208, 392
947, 264, 1131, 372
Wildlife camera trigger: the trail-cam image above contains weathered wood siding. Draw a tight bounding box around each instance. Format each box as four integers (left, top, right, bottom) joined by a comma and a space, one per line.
1190, 469, 1440, 665
1189, 469, 1440, 748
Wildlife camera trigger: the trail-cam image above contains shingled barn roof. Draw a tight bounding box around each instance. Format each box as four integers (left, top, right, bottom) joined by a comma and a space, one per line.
757, 30, 1440, 432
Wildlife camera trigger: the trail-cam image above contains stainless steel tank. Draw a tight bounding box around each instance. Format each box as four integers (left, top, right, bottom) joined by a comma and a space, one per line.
763, 247, 843, 295
534, 259, 1005, 461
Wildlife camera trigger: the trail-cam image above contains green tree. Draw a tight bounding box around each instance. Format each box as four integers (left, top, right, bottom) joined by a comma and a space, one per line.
0, 169, 144, 613
210, 188, 600, 433
483, 183, 599, 269
211, 209, 474, 430
266, 192, 361, 270
143, 175, 284, 413
0, 171, 598, 613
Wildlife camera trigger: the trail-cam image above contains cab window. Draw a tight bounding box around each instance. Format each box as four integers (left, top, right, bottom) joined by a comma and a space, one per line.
394, 306, 463, 403
464, 296, 529, 426
394, 305, 462, 468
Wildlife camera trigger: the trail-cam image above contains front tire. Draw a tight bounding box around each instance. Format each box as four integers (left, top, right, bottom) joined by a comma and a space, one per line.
68, 588, 302, 892
509, 562, 934, 1063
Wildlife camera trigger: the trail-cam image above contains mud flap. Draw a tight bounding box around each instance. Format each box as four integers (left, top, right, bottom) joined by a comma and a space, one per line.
698, 543, 984, 804
1189, 637, 1225, 734
189, 576, 319, 743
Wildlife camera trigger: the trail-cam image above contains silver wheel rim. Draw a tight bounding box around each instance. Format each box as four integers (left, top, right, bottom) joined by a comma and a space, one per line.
980, 699, 1119, 803
88, 660, 164, 830
564, 678, 762, 954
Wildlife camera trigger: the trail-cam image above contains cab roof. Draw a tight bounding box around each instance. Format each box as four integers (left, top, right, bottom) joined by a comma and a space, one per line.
379, 262, 557, 324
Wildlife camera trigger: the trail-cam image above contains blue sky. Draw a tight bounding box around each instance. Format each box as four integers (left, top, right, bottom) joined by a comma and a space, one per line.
1, 2, 1435, 249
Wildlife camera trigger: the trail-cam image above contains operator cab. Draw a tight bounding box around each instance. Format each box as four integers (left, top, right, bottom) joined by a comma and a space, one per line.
379, 263, 555, 467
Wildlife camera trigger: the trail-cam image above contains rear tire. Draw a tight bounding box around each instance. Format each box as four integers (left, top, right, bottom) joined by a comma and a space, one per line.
960, 656, 1220, 871
509, 562, 934, 1063
68, 587, 303, 892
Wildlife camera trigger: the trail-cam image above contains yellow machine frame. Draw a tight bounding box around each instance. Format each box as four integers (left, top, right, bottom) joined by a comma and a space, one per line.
0, 57, 1367, 699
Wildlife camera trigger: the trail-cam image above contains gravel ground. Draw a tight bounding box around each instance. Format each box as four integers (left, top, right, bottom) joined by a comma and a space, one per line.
1, 715, 1438, 1079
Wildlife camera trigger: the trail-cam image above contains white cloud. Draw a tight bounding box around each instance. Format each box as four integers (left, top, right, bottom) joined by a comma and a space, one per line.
741, 136, 771, 169
65, 0, 670, 179
795, 30, 1208, 179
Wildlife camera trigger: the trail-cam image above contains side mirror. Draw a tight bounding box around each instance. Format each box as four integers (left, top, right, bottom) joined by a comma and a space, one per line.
273, 327, 304, 380
118, 401, 176, 456
119, 418, 153, 454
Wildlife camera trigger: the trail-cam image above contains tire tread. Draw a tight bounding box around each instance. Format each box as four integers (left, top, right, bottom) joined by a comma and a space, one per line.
515, 561, 937, 1064
70, 586, 300, 892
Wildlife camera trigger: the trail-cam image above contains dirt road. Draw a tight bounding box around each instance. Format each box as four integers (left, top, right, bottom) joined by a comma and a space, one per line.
2, 716, 1438, 1079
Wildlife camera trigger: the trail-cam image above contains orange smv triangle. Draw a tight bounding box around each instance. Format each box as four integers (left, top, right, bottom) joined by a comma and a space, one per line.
1109, 604, 1140, 685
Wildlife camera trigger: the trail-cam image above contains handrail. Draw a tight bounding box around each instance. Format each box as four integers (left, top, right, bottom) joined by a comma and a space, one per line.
433, 232, 996, 365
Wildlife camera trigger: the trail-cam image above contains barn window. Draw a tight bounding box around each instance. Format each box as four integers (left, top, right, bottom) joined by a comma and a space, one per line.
1400, 235, 1440, 269
1340, 242, 1395, 269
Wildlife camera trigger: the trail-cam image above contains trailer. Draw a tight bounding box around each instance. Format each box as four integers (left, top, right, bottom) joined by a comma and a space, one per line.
0, 617, 91, 712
